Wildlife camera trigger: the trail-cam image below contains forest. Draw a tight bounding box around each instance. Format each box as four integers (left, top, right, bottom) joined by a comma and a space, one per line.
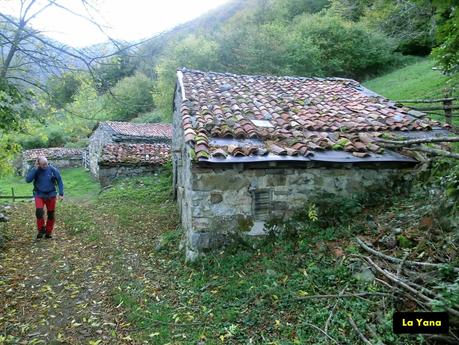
0, 0, 458, 173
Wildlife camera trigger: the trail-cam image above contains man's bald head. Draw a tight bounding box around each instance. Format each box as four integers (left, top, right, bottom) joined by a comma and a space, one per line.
37, 156, 49, 169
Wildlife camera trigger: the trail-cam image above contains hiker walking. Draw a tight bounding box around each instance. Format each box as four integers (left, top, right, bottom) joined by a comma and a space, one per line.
25, 156, 64, 239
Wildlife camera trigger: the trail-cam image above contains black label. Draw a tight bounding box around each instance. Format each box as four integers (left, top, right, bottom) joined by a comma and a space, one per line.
393, 312, 449, 334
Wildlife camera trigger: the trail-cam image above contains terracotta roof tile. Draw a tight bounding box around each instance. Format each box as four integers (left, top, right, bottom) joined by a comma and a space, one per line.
178, 69, 448, 161
104, 121, 172, 139
23, 148, 83, 161
100, 143, 170, 166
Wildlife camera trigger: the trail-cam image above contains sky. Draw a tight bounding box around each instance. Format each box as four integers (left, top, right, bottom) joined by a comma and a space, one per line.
0, 0, 230, 47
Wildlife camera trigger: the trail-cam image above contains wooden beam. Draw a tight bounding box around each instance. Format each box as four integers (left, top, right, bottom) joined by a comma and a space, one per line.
396, 97, 457, 103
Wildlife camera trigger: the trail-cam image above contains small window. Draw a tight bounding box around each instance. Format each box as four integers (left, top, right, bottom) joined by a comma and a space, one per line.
252, 189, 271, 220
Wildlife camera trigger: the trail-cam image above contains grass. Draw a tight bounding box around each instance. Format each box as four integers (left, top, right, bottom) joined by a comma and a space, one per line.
0, 167, 100, 203
363, 58, 458, 100
364, 58, 459, 127
2, 164, 457, 344
103, 182, 417, 344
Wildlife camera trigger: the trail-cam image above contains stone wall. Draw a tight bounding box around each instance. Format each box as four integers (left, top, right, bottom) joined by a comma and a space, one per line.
88, 125, 114, 179
98, 164, 161, 187
182, 159, 411, 261
22, 158, 82, 176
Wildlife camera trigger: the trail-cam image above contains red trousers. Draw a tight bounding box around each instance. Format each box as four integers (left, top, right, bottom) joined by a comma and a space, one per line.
35, 196, 57, 234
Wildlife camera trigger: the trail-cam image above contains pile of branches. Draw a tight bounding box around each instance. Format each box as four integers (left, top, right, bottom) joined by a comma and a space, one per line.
376, 136, 459, 160
355, 237, 459, 344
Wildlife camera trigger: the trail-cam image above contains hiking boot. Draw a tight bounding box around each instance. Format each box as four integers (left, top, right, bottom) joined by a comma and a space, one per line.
37, 227, 46, 239
45, 233, 53, 239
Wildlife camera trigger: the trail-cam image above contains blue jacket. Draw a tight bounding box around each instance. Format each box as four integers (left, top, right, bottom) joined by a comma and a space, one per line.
25, 165, 64, 199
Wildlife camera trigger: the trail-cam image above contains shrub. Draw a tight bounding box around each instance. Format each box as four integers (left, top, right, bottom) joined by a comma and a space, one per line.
131, 110, 164, 124
153, 35, 221, 119
291, 14, 400, 79
105, 72, 155, 121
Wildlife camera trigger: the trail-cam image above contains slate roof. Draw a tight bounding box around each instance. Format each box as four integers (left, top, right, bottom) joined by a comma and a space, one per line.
99, 143, 171, 166
177, 68, 448, 163
103, 121, 172, 139
23, 148, 83, 161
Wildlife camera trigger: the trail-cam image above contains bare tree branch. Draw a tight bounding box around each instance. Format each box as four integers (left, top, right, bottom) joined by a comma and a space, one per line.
405, 147, 459, 160
377, 136, 459, 146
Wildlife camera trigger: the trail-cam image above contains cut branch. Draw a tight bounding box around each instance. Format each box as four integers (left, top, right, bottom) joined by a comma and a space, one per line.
364, 256, 459, 318
405, 147, 459, 160
302, 322, 341, 345
356, 238, 459, 272
348, 315, 373, 345
396, 97, 457, 103
376, 137, 459, 146
296, 292, 390, 300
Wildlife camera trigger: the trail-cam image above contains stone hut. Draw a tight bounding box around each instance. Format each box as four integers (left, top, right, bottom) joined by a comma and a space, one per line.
172, 68, 449, 261
98, 143, 171, 186
21, 148, 83, 175
88, 121, 172, 179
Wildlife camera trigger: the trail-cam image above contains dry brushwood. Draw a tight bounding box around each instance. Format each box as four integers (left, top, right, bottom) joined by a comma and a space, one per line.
404, 147, 459, 160
355, 238, 459, 273
363, 256, 459, 318
348, 315, 374, 345
376, 137, 459, 146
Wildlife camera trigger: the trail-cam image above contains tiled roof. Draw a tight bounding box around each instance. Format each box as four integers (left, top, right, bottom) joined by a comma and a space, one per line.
23, 148, 83, 161
99, 143, 171, 166
177, 68, 448, 162
104, 121, 172, 139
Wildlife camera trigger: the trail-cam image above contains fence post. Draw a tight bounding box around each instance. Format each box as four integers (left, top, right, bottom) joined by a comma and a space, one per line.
443, 89, 453, 126
11, 187, 15, 202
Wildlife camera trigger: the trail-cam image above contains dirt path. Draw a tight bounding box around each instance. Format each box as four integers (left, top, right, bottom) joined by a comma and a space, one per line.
0, 200, 166, 345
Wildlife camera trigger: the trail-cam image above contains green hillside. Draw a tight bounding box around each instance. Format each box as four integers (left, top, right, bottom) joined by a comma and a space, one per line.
363, 59, 457, 100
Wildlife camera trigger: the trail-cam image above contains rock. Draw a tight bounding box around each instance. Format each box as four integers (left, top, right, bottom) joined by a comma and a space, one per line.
0, 213, 9, 222
379, 235, 397, 249
210, 192, 223, 204
189, 232, 226, 250
353, 267, 375, 282
366, 220, 378, 230
392, 227, 402, 235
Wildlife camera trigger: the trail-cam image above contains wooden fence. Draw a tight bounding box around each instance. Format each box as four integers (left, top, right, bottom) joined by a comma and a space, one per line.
396, 91, 458, 128
82, 151, 90, 169
0, 188, 32, 202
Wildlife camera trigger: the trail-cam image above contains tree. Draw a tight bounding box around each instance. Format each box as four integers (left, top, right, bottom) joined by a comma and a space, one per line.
93, 49, 136, 94
291, 14, 398, 79
329, 0, 435, 55
0, 80, 32, 174
0, 0, 148, 172
105, 72, 155, 121
47, 73, 82, 108
431, 1, 459, 75
153, 35, 221, 118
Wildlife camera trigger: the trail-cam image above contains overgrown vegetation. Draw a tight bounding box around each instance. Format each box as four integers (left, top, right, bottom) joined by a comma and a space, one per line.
0, 160, 458, 343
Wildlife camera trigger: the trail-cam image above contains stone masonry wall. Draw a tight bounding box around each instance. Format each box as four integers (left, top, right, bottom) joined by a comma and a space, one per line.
22, 158, 82, 176
183, 164, 410, 261
98, 165, 161, 187
172, 84, 194, 250
88, 126, 114, 179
